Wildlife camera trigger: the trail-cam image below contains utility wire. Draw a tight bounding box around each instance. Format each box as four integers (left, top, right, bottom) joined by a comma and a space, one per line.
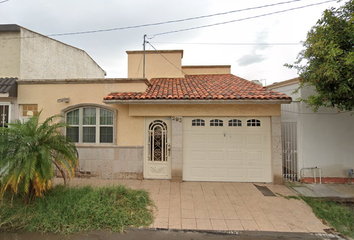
0, 0, 11, 3
36, 0, 309, 37
149, 0, 336, 38
147, 42, 189, 76
150, 41, 302, 46
146, 43, 353, 116
1, 0, 335, 40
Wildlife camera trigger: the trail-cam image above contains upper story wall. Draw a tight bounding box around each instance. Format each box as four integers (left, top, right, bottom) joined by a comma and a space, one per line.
182, 65, 231, 75
19, 28, 106, 79
0, 31, 21, 77
0, 24, 106, 79
127, 50, 184, 79
267, 79, 300, 122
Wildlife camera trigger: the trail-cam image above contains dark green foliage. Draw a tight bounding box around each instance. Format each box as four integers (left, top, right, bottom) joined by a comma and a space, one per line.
0, 185, 155, 235
0, 112, 78, 202
286, 0, 354, 111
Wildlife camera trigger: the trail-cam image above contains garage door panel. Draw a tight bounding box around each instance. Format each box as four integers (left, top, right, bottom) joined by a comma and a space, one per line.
246, 134, 263, 144
227, 134, 244, 144
189, 133, 208, 144
188, 167, 208, 178
190, 150, 208, 161
209, 150, 225, 161
209, 134, 225, 144
209, 167, 227, 178
183, 117, 272, 182
227, 151, 243, 163
228, 168, 246, 179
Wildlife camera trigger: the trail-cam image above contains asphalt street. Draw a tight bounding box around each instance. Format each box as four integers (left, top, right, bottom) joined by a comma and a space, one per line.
0, 229, 345, 240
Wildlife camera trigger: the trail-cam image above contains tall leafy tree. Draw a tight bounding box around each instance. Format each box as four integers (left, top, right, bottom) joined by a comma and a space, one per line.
0, 112, 78, 202
286, 0, 354, 111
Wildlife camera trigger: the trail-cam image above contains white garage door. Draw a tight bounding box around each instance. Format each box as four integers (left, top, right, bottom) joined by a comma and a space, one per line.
183, 117, 272, 182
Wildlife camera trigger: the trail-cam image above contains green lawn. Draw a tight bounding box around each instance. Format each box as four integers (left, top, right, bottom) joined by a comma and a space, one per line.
302, 197, 354, 238
0, 184, 155, 235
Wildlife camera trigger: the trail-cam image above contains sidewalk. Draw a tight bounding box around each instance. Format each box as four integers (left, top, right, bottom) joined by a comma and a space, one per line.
55, 178, 329, 233
289, 182, 354, 201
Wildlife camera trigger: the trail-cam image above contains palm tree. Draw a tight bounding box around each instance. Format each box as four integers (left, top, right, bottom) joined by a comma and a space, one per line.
0, 112, 78, 202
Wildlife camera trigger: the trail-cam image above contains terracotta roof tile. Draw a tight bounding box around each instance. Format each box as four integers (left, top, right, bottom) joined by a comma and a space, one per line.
104, 74, 291, 101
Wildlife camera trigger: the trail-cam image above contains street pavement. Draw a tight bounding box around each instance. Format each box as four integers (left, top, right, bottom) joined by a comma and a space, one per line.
0, 229, 347, 240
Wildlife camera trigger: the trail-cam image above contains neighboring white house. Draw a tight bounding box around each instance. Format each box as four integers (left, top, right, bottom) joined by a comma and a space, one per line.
0, 24, 106, 124
268, 78, 354, 183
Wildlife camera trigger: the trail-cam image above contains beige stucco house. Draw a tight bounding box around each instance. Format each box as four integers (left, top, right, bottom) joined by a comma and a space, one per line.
18, 49, 291, 184
0, 24, 105, 125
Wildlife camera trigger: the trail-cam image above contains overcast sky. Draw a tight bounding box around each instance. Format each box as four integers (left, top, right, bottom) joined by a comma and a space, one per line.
0, 0, 343, 85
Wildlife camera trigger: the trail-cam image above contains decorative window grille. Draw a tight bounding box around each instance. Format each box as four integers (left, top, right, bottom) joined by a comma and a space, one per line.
228, 119, 242, 127
210, 119, 223, 127
247, 119, 261, 127
192, 119, 205, 126
148, 120, 168, 162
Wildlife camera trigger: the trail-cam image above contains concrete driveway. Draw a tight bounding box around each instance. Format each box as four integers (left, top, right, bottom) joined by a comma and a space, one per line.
56, 179, 328, 233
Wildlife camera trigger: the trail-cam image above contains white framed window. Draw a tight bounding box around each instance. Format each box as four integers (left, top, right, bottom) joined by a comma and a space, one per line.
192, 119, 205, 126
247, 119, 261, 127
66, 107, 114, 144
210, 119, 223, 127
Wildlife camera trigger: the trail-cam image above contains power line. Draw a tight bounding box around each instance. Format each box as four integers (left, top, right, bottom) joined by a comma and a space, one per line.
148, 0, 336, 38
147, 42, 188, 76
143, 44, 353, 116
47, 0, 305, 37
0, 0, 11, 3
150, 41, 302, 46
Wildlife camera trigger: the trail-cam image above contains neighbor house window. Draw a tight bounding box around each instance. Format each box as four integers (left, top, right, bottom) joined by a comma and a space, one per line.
192, 119, 205, 126
66, 107, 114, 144
228, 119, 242, 127
20, 104, 38, 123
247, 119, 261, 127
210, 119, 223, 127
22, 104, 38, 117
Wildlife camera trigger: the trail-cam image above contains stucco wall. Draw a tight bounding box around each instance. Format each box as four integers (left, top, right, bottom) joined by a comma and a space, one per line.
300, 86, 354, 178
129, 104, 281, 117
273, 82, 354, 179
17, 82, 145, 146
0, 32, 21, 77
19, 29, 105, 79
182, 66, 231, 75
127, 50, 184, 79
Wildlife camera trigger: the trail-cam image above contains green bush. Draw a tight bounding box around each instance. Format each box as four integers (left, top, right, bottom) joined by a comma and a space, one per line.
0, 184, 155, 235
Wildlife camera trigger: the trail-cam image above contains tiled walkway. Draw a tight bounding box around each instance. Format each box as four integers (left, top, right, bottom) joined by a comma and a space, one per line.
55, 178, 328, 233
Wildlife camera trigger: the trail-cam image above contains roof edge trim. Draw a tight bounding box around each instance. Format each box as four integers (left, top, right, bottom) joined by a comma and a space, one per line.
17, 78, 151, 86
103, 99, 292, 105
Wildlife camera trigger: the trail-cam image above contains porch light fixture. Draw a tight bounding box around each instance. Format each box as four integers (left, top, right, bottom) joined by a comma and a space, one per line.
57, 98, 70, 103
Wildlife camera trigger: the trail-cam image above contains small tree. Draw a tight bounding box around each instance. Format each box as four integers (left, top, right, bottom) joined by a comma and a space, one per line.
0, 112, 78, 202
286, 0, 354, 111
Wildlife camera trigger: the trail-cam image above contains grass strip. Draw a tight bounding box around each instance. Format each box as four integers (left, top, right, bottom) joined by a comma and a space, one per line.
0, 184, 155, 235
301, 197, 354, 238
